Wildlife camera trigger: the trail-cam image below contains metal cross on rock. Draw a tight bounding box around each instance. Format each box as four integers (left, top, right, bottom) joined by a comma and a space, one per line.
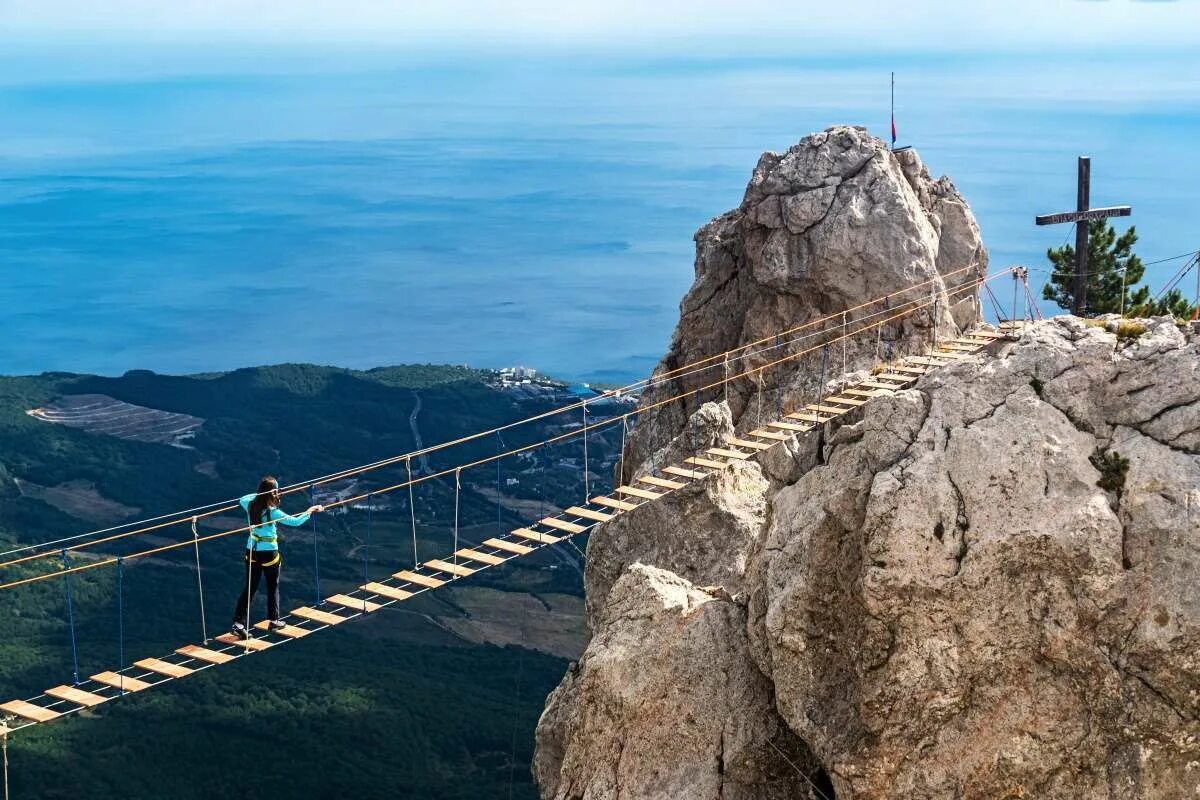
1035, 156, 1132, 315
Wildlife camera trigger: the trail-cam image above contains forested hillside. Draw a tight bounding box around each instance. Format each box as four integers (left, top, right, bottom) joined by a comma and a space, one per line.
0, 363, 619, 798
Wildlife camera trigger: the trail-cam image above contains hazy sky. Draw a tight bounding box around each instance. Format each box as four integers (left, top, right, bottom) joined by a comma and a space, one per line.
2, 0, 1197, 53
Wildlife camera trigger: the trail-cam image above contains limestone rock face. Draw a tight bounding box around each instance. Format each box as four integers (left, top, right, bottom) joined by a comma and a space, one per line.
533, 564, 824, 800
537, 316, 1200, 799
625, 126, 988, 471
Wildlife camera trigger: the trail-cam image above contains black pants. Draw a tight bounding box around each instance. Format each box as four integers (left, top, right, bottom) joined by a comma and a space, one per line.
233, 549, 281, 625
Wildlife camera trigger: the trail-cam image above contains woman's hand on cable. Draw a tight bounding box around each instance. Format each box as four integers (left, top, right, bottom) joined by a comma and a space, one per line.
307, 504, 325, 514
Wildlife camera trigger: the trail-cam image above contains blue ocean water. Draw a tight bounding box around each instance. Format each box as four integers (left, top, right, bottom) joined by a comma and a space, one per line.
1, 50, 1196, 383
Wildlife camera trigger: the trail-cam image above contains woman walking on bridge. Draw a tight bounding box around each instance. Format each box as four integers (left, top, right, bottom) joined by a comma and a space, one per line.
231, 476, 323, 638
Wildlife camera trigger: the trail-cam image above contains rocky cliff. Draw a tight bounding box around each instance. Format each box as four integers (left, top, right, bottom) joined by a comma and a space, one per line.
623, 126, 988, 478
534, 129, 1200, 799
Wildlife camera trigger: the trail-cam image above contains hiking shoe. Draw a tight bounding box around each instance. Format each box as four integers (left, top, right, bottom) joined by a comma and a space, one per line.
231, 622, 250, 640
268, 619, 287, 631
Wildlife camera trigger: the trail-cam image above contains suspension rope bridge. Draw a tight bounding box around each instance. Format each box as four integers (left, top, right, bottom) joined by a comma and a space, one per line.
0, 267, 1027, 747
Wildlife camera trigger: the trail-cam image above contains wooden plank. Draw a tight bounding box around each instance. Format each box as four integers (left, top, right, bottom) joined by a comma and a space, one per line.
45, 685, 109, 708
483, 537, 534, 554
638, 475, 685, 490
939, 343, 981, 352
804, 404, 849, 415
964, 330, 1005, 339
175, 644, 236, 666
748, 428, 791, 441
768, 420, 810, 432
591, 495, 639, 512
91, 671, 152, 693
394, 570, 446, 589
511, 528, 562, 545
540, 517, 588, 534
842, 388, 886, 398
685, 456, 728, 469
615, 485, 663, 500
935, 349, 973, 358
825, 396, 866, 406
1, 699, 59, 723
291, 606, 348, 626
888, 365, 928, 375
325, 594, 384, 613
134, 658, 193, 679
875, 373, 916, 383
425, 559, 476, 577
726, 437, 773, 450
363, 581, 416, 600
254, 620, 311, 638
215, 633, 273, 651
454, 549, 505, 566
707, 447, 751, 460
565, 506, 615, 523
662, 466, 707, 480
861, 381, 904, 391
786, 412, 827, 424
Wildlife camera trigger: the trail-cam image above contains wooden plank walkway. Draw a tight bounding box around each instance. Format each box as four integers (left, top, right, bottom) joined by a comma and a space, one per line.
0, 328, 1008, 734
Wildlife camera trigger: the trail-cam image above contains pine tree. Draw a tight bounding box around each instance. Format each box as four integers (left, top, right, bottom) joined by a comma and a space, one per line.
1043, 221, 1145, 315
1126, 286, 1198, 320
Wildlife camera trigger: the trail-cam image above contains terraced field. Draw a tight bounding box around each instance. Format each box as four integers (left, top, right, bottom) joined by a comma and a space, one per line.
27, 393, 204, 445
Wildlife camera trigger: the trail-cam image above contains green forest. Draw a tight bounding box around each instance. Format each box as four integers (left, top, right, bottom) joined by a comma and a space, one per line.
0, 363, 622, 798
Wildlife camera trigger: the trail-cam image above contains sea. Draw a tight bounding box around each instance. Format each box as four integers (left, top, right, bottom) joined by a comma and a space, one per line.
1, 47, 1196, 383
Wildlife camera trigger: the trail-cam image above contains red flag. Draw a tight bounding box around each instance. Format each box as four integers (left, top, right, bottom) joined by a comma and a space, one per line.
891, 115, 897, 146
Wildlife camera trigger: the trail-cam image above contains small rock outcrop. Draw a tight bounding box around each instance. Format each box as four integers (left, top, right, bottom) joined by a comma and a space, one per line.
535, 129, 1200, 799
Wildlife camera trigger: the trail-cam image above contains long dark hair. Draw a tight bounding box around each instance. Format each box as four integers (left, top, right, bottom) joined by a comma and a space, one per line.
247, 476, 281, 526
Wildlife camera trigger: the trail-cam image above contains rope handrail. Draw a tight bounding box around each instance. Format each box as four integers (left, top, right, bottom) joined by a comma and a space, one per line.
0, 270, 987, 575
0, 269, 1002, 592
0, 263, 987, 567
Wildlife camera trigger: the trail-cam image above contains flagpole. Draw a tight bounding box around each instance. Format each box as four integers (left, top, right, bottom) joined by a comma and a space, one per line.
890, 71, 895, 150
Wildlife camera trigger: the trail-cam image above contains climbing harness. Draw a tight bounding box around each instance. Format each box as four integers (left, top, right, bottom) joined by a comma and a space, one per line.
60, 550, 79, 686
190, 518, 208, 644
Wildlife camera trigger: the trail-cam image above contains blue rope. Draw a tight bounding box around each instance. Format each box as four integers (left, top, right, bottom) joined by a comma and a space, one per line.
310, 485, 322, 606
61, 549, 79, 685
116, 556, 125, 697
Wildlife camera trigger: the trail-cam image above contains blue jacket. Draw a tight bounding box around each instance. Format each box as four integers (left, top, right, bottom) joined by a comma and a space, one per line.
239, 493, 311, 552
